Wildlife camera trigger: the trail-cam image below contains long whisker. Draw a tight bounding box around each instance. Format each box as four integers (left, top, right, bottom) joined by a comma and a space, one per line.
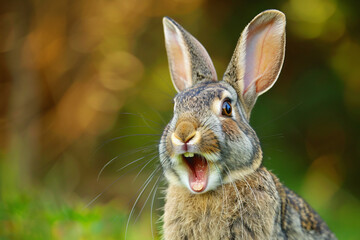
150, 175, 162, 240
118, 112, 164, 128
87, 155, 159, 209
85, 164, 140, 209
148, 106, 168, 125
139, 113, 161, 133
132, 155, 159, 183
134, 174, 162, 224
112, 125, 159, 132
115, 154, 153, 174
259, 133, 284, 139
98, 146, 157, 181
94, 134, 161, 153
125, 167, 161, 240
131, 160, 164, 200
255, 102, 302, 129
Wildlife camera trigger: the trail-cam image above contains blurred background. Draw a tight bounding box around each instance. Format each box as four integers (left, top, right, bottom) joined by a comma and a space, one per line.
1, 0, 359, 239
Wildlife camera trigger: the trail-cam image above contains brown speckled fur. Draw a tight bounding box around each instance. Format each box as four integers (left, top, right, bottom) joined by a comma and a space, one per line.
163, 167, 279, 240
270, 172, 336, 239
163, 168, 336, 240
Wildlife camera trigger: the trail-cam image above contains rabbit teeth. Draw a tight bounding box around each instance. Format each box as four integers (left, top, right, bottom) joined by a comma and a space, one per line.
183, 152, 195, 158
192, 182, 204, 192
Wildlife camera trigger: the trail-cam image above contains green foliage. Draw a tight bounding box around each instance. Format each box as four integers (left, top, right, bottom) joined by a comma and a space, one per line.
0, 190, 160, 240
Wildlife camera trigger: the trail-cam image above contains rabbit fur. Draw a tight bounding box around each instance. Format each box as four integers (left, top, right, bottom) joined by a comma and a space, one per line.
159, 9, 336, 240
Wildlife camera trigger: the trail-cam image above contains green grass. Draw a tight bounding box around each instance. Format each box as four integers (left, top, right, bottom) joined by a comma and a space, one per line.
0, 191, 160, 240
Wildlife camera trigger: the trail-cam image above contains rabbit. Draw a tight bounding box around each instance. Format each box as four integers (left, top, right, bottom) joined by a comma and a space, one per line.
158, 9, 337, 240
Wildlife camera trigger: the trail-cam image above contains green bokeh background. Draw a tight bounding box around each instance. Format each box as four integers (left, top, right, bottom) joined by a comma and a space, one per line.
1, 0, 360, 239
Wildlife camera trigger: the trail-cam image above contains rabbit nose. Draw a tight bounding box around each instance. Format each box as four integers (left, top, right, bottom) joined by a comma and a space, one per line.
174, 121, 196, 143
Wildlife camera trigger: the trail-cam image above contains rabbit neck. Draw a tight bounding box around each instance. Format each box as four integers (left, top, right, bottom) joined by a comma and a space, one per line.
163, 167, 281, 240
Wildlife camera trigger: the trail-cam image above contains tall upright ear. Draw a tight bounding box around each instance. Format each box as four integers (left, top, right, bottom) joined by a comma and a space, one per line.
163, 17, 217, 92
223, 10, 286, 119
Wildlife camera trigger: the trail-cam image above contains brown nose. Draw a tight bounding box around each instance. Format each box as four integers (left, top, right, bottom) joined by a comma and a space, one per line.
174, 121, 196, 143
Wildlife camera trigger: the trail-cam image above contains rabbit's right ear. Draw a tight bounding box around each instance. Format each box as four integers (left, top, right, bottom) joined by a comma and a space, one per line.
223, 10, 286, 120
163, 17, 217, 92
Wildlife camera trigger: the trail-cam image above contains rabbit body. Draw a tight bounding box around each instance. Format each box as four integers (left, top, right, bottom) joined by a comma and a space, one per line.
160, 10, 336, 240
163, 167, 335, 239
163, 167, 280, 240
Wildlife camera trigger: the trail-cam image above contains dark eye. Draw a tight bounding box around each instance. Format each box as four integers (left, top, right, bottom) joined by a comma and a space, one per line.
222, 100, 232, 116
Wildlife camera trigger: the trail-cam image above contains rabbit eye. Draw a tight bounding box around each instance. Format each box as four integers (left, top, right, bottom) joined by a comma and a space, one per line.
221, 100, 232, 117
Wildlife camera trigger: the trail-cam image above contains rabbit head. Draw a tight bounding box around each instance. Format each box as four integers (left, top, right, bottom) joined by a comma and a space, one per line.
159, 10, 286, 194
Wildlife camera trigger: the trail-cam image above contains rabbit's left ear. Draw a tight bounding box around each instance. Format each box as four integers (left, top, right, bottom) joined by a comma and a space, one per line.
163, 17, 217, 92
223, 10, 286, 119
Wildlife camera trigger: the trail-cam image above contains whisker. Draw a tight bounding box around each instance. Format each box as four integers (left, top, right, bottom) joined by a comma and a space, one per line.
94, 134, 161, 153
125, 167, 161, 240
134, 174, 162, 224
150, 175, 162, 240
97, 145, 158, 181
259, 133, 284, 139
138, 113, 160, 133
97, 148, 152, 181
87, 155, 160, 209
85, 168, 137, 209
112, 125, 159, 132
118, 112, 164, 128
115, 153, 156, 174
255, 102, 302, 129
98, 155, 122, 182
131, 165, 162, 205
260, 145, 284, 153
148, 106, 168, 125
139, 81, 175, 102
132, 155, 159, 183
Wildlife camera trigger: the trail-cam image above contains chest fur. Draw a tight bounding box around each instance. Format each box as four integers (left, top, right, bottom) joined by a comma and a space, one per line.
162, 169, 280, 240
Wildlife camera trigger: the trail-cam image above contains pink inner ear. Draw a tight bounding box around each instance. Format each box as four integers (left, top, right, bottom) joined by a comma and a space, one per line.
165, 25, 192, 92
243, 18, 283, 95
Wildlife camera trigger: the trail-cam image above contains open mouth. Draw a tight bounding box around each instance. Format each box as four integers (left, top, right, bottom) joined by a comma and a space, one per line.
182, 153, 209, 193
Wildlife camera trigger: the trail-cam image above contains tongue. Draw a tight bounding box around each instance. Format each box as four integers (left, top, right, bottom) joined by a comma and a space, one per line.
184, 155, 208, 192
